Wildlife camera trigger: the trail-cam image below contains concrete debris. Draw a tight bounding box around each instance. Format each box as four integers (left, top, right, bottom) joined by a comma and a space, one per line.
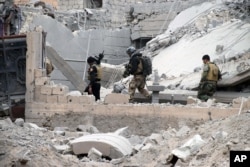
113, 82, 126, 93
171, 134, 206, 162
212, 131, 228, 141
110, 157, 125, 165
2, 0, 250, 166
54, 131, 66, 136
114, 127, 130, 138
161, 129, 177, 140
76, 125, 99, 134
176, 126, 191, 137
149, 133, 163, 145
23, 123, 47, 131
88, 148, 103, 161
70, 133, 133, 159
52, 145, 71, 153
14, 118, 25, 127
141, 143, 153, 151
133, 144, 144, 152
54, 127, 69, 131
80, 157, 90, 162
187, 96, 200, 104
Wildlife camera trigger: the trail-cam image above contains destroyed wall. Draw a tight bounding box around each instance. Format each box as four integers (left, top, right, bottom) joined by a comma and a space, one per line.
25, 31, 242, 134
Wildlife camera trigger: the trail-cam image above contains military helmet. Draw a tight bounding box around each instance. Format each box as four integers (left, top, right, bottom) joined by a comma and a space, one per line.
87, 56, 97, 64
126, 46, 136, 55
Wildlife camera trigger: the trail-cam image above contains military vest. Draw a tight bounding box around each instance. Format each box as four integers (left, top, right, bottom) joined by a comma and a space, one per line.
206, 63, 219, 81
88, 64, 102, 80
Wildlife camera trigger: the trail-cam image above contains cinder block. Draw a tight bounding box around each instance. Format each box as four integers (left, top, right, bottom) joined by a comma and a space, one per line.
52, 85, 69, 95
34, 69, 46, 78
58, 95, 68, 103
46, 95, 58, 104
67, 95, 80, 103
79, 95, 95, 105
35, 94, 47, 103
104, 93, 129, 104
35, 77, 49, 86
41, 85, 53, 95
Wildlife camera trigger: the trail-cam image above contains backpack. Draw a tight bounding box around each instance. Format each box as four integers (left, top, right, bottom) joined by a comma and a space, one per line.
140, 56, 152, 77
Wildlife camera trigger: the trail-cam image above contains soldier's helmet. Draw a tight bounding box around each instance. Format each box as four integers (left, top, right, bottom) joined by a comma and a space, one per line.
126, 46, 136, 55
87, 56, 97, 64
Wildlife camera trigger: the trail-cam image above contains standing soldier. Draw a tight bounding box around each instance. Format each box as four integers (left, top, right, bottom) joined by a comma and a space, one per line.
123, 46, 150, 103
85, 53, 104, 101
197, 55, 221, 101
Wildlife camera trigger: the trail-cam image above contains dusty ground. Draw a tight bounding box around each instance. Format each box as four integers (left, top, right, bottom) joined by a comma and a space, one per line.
0, 111, 249, 167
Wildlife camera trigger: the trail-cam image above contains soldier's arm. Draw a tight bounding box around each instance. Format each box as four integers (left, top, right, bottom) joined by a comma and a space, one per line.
200, 64, 209, 82
89, 66, 98, 85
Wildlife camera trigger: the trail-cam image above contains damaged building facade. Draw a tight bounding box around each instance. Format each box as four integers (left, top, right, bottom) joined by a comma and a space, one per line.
16, 0, 211, 90
1, 0, 250, 167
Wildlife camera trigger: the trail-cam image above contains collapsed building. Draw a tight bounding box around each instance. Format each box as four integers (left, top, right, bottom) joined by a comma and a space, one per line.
1, 0, 250, 166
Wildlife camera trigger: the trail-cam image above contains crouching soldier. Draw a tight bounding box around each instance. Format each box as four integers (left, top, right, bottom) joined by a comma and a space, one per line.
45, 57, 54, 77
85, 53, 104, 101
197, 55, 221, 101
123, 46, 150, 103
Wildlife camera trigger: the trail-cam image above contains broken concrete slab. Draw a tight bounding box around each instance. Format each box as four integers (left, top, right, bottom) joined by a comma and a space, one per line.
52, 145, 71, 153
111, 157, 125, 165
23, 123, 47, 131
104, 93, 129, 104
171, 134, 206, 162
88, 148, 103, 161
70, 133, 133, 159
114, 127, 130, 138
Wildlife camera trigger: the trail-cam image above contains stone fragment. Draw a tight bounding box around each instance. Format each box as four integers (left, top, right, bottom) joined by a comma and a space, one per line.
88, 148, 102, 161
176, 126, 190, 137
149, 133, 163, 144
52, 145, 71, 153
111, 157, 125, 165
141, 143, 153, 150
171, 134, 206, 162
76, 125, 99, 134
15, 118, 24, 127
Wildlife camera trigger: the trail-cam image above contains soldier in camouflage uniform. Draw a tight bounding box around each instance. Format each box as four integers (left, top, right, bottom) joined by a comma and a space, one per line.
197, 55, 221, 101
45, 57, 54, 77
123, 47, 150, 102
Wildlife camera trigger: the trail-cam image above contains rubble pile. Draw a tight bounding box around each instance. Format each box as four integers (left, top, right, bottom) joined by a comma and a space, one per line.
1, 112, 249, 166
140, 1, 250, 92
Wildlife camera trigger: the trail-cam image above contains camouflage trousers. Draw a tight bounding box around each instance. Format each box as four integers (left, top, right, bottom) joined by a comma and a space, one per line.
129, 75, 149, 101
197, 81, 217, 101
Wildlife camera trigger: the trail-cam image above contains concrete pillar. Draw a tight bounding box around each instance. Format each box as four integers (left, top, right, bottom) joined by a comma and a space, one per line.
25, 30, 44, 103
